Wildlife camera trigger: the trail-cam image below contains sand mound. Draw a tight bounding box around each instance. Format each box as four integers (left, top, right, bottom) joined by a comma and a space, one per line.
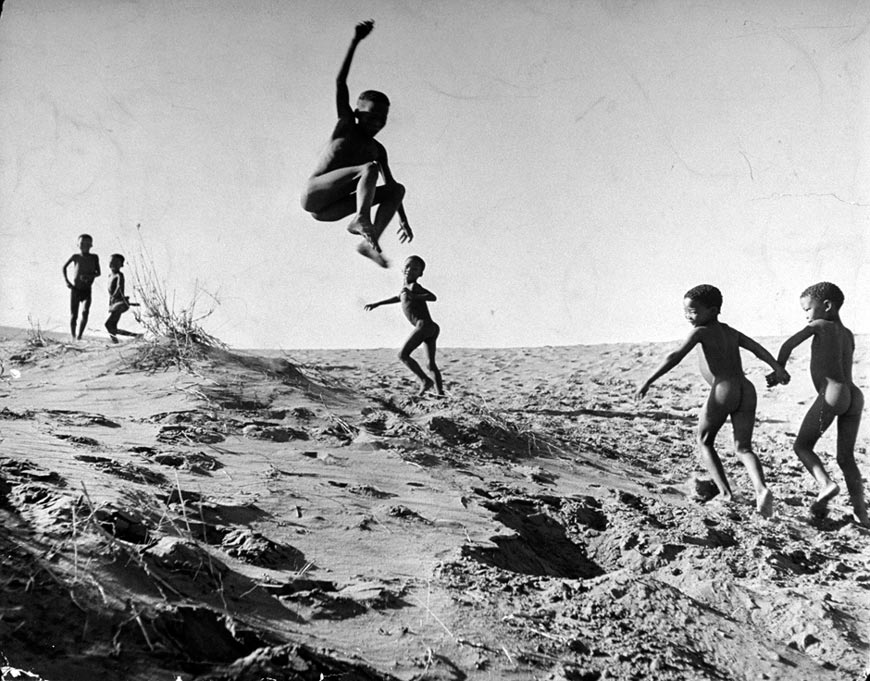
1, 334, 869, 680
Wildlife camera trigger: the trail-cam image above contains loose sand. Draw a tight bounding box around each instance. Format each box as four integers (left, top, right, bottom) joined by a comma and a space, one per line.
1, 328, 868, 680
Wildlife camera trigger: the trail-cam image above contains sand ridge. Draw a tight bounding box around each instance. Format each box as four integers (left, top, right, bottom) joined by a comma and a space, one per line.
1, 332, 868, 680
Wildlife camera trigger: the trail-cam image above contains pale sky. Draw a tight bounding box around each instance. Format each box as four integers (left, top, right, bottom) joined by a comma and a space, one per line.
2, 0, 869, 349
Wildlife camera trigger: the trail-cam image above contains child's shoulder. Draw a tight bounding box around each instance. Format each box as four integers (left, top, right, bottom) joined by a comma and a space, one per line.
332, 114, 357, 136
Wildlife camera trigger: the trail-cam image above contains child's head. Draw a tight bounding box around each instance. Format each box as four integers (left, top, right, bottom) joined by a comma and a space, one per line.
800, 281, 843, 321
403, 255, 425, 280
356, 90, 390, 136
77, 234, 93, 252
109, 253, 125, 270
683, 284, 722, 326
801, 281, 844, 309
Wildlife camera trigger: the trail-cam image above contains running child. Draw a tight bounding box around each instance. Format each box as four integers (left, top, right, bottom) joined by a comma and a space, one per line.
62, 234, 101, 340
766, 282, 868, 526
636, 284, 789, 517
365, 255, 443, 395
104, 254, 140, 343
300, 20, 412, 268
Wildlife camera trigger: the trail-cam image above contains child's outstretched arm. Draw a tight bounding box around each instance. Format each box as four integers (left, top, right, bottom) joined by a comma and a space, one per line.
364, 295, 399, 311
336, 20, 374, 118
738, 333, 790, 385
635, 330, 701, 400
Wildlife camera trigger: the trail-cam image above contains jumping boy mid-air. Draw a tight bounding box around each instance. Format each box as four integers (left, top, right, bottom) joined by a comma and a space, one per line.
300, 20, 412, 268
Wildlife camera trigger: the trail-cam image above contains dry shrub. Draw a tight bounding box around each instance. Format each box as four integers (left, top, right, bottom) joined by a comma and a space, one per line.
128, 226, 226, 370
25, 315, 53, 349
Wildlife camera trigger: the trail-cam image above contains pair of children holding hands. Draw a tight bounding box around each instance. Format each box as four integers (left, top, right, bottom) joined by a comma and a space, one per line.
638, 282, 866, 526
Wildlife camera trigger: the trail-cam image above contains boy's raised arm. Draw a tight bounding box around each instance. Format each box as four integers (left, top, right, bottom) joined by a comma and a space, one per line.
336, 20, 374, 118
635, 330, 700, 399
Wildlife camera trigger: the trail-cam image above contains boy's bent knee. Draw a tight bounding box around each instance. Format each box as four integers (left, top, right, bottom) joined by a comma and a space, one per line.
793, 439, 810, 455
360, 161, 380, 179
389, 182, 405, 200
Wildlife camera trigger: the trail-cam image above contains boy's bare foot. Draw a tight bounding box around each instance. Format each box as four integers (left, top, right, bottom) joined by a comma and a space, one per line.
850, 498, 869, 527
356, 242, 388, 268
347, 215, 379, 249
418, 377, 435, 395
810, 481, 840, 518
109, 335, 119, 344
757, 488, 774, 518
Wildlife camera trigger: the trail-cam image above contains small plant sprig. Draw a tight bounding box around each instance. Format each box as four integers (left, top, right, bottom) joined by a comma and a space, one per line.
25, 315, 53, 349
127, 225, 226, 370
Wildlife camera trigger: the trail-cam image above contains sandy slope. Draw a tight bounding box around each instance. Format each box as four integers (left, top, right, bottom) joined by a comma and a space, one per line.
1, 329, 869, 681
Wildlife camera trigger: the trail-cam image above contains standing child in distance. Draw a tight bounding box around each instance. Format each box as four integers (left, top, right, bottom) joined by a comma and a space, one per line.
62, 234, 101, 340
636, 284, 789, 517
365, 255, 444, 396
766, 282, 868, 526
300, 20, 412, 268
105, 254, 140, 343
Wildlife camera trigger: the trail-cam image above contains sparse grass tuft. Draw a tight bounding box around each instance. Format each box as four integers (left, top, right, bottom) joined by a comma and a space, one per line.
25, 315, 53, 349
127, 225, 226, 371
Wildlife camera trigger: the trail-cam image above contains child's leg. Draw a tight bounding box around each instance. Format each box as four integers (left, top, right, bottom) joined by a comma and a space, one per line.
370, 182, 405, 246
422, 326, 443, 395
698, 392, 733, 500
731, 379, 773, 516
69, 291, 80, 339
105, 309, 121, 342
399, 325, 434, 394
77, 294, 92, 340
302, 163, 389, 244
836, 386, 868, 526
301, 164, 372, 218
793, 392, 840, 515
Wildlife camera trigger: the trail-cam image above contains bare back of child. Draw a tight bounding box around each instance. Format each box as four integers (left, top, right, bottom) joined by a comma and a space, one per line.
768, 282, 868, 526
637, 285, 788, 517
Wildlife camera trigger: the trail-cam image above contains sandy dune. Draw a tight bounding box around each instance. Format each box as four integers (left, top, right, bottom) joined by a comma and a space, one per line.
1, 328, 868, 681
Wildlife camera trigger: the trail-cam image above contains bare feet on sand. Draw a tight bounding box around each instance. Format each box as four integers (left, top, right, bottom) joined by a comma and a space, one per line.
356, 242, 388, 268
810, 481, 840, 519
756, 488, 774, 518
418, 377, 435, 395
